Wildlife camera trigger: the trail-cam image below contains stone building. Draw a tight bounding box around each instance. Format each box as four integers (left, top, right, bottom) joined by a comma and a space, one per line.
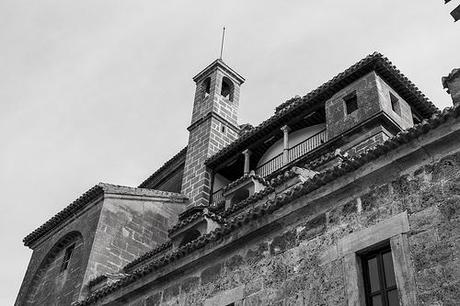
16, 53, 460, 306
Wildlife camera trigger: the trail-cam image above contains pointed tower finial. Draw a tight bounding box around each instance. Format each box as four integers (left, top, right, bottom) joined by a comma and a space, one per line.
219, 26, 226, 60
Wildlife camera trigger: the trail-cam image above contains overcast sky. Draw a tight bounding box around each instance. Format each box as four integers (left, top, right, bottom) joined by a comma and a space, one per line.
0, 1, 458, 304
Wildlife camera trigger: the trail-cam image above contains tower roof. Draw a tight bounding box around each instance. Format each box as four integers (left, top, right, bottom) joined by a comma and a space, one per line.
192, 59, 245, 84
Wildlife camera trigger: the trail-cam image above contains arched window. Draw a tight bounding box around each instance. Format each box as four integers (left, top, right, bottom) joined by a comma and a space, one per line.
221, 76, 234, 102
179, 229, 201, 247
202, 77, 211, 98
24, 231, 83, 306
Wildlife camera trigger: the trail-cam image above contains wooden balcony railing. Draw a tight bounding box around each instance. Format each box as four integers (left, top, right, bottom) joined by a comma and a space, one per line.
288, 129, 327, 161
255, 153, 284, 178
255, 129, 327, 178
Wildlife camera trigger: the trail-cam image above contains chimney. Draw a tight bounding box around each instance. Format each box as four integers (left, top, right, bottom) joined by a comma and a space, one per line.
442, 68, 460, 106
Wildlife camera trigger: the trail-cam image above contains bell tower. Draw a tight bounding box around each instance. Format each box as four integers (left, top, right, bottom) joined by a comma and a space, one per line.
181, 59, 245, 207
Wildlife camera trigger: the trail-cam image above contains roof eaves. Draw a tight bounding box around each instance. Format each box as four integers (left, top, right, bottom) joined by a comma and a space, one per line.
23, 184, 105, 247
138, 147, 187, 188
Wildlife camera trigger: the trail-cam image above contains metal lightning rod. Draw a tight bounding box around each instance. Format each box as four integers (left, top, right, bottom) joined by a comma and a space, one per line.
219, 26, 226, 60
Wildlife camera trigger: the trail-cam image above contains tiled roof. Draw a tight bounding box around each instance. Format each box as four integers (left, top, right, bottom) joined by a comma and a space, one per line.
138, 146, 187, 188
23, 183, 187, 248
205, 52, 439, 168
222, 172, 268, 193
123, 241, 172, 272
76, 104, 460, 306
168, 209, 225, 236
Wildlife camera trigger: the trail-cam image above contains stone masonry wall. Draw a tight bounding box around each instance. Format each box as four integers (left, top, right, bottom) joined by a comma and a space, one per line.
326, 72, 381, 139
116, 148, 459, 306
375, 75, 414, 129
16, 199, 103, 306
346, 131, 390, 157
84, 196, 185, 286
23, 233, 84, 306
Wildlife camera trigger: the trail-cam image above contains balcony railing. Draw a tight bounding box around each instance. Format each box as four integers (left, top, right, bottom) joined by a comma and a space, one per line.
256, 153, 284, 178
255, 129, 327, 177
211, 188, 224, 204
288, 129, 327, 161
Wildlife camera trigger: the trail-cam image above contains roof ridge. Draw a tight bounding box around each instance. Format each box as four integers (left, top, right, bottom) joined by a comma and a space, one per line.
23, 184, 104, 247
138, 146, 187, 188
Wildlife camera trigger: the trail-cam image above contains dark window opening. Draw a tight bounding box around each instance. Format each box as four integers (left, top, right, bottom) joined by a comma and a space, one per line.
344, 92, 358, 115
390, 93, 401, 116
180, 229, 201, 247
221, 125, 226, 133
203, 77, 211, 98
60, 244, 75, 272
412, 113, 421, 124
221, 76, 234, 102
361, 245, 399, 306
230, 188, 250, 206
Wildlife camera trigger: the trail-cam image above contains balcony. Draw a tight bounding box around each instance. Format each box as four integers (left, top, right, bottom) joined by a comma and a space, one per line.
255, 128, 327, 177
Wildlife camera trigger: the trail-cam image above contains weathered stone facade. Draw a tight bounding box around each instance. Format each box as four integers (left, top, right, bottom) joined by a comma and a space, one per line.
17, 53, 459, 306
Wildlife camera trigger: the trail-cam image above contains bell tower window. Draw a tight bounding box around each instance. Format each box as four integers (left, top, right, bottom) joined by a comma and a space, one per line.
203, 77, 211, 98
221, 76, 234, 102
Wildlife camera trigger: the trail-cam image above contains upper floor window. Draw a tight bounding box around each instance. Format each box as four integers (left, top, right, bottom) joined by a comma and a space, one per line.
390, 93, 401, 116
60, 244, 75, 272
361, 245, 399, 306
344, 92, 358, 115
221, 76, 234, 102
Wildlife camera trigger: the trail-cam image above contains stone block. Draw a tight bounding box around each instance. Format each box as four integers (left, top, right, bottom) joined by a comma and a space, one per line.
181, 276, 200, 293
270, 229, 297, 255
162, 283, 180, 302
201, 263, 223, 285
145, 293, 161, 306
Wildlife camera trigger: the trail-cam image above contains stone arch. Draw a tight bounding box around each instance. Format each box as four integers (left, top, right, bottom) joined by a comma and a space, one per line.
202, 77, 211, 98
221, 76, 234, 101
24, 231, 84, 305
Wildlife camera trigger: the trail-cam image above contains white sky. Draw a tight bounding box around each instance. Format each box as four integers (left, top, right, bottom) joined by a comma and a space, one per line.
0, 1, 458, 304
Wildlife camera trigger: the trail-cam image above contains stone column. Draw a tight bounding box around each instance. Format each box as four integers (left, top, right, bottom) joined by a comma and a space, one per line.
281, 125, 290, 165
242, 149, 251, 174
442, 68, 460, 106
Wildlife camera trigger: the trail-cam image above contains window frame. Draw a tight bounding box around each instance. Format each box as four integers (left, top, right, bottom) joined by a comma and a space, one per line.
344, 92, 359, 115
60, 243, 75, 273
321, 212, 417, 306
361, 244, 399, 306
390, 92, 401, 116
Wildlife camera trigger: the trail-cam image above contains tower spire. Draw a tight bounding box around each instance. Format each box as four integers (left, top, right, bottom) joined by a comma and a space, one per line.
219, 26, 226, 60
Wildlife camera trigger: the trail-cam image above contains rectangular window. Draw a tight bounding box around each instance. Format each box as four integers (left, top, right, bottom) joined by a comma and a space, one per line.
361, 245, 399, 306
344, 92, 358, 115
390, 93, 401, 116
60, 244, 75, 272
